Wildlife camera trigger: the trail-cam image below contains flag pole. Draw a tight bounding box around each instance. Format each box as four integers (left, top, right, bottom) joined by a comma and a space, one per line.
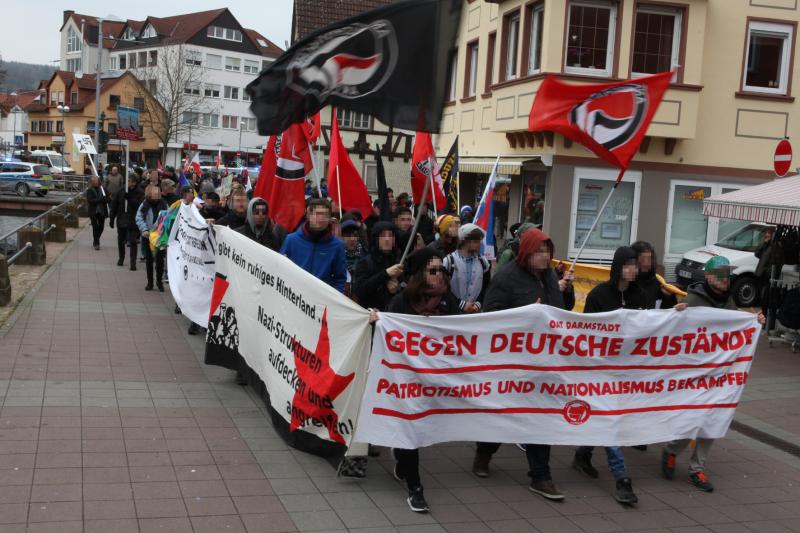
307, 142, 322, 198
569, 169, 625, 271
400, 173, 432, 265
457, 169, 461, 212
428, 156, 438, 218
335, 165, 343, 219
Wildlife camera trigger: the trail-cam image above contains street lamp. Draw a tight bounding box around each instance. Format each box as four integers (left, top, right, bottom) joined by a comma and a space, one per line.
56, 104, 70, 174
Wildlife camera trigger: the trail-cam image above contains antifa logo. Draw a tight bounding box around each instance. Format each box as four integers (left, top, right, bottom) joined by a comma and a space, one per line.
563, 400, 591, 425
287, 20, 398, 100
568, 84, 648, 151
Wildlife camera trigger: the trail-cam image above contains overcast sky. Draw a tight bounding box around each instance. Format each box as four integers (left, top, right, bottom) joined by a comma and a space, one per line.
0, 0, 293, 65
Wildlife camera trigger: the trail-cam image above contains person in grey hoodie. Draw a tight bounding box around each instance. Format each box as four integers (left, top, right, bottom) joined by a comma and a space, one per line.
233, 197, 286, 251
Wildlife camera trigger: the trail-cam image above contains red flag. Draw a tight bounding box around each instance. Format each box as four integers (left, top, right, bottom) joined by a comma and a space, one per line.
306, 112, 321, 148
529, 71, 672, 178
269, 124, 312, 230
254, 135, 278, 200
410, 132, 446, 209
328, 110, 372, 218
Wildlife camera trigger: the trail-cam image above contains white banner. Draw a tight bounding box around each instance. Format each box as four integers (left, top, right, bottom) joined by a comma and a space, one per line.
167, 203, 216, 326
356, 305, 758, 449
206, 227, 371, 446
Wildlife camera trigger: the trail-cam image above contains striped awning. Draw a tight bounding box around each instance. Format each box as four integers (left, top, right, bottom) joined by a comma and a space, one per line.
703, 175, 800, 227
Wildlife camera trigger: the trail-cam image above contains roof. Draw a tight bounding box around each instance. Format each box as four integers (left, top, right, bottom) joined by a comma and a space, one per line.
243, 29, 283, 58
0, 90, 41, 114
291, 0, 395, 42
704, 176, 800, 226
29, 71, 130, 112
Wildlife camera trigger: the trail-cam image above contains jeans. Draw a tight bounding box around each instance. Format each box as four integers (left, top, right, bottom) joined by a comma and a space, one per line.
116, 226, 139, 264
576, 446, 627, 480
393, 448, 420, 489
665, 438, 714, 473
90, 214, 105, 246
476, 442, 552, 482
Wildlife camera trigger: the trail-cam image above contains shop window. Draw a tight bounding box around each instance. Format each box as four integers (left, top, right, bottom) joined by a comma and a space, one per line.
667, 184, 711, 255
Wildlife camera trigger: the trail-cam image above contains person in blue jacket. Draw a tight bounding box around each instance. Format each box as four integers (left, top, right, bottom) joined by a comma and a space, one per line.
280, 198, 347, 292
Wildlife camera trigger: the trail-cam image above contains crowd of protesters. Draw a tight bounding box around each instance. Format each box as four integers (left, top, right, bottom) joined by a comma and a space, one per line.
90, 163, 766, 515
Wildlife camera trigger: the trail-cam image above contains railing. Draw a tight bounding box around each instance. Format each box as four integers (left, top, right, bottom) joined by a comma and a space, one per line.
50, 173, 92, 194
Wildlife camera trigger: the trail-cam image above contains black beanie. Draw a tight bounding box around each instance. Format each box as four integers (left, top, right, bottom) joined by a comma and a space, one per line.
406, 247, 443, 276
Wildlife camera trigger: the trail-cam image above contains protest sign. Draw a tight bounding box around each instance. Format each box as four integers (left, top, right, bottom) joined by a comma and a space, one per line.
205, 227, 372, 448
356, 305, 758, 449
167, 203, 216, 325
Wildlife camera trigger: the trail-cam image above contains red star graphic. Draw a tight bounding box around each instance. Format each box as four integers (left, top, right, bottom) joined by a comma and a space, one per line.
290, 309, 355, 444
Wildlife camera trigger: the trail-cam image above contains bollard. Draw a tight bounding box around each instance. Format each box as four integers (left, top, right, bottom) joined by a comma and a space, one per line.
0, 255, 10, 306
16, 227, 46, 266
77, 196, 89, 218
65, 204, 79, 228
46, 212, 67, 243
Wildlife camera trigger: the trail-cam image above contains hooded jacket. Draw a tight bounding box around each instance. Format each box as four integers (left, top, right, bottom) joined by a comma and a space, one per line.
631, 243, 677, 310
353, 222, 401, 310
684, 281, 736, 310
483, 228, 575, 312
280, 223, 348, 292
110, 185, 145, 230
234, 198, 286, 251
216, 209, 247, 228
584, 247, 648, 313
496, 222, 537, 266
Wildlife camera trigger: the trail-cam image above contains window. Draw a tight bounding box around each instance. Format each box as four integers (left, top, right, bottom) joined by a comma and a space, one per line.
128, 53, 137, 69
109, 56, 118, 70
182, 112, 200, 125
485, 31, 496, 93
185, 50, 202, 66
464, 41, 479, 98
58, 91, 64, 105
743, 20, 794, 95
565, 1, 617, 77
222, 115, 239, 129
56, 121, 63, 133
70, 91, 78, 105
148, 51, 158, 66
242, 89, 251, 102
147, 79, 157, 93
204, 84, 221, 98
200, 113, 219, 128
206, 54, 222, 70
133, 97, 144, 111
86, 121, 95, 133
257, 38, 268, 48
31, 122, 38, 133
224, 86, 239, 100
141, 24, 156, 39
632, 6, 682, 77
109, 94, 120, 108
241, 117, 257, 131
244, 60, 260, 74
225, 57, 241, 72
502, 11, 521, 81
526, 3, 545, 75
364, 163, 378, 190
66, 27, 82, 53
446, 49, 458, 101
184, 83, 201, 96
50, 91, 57, 106
208, 26, 242, 42
66, 58, 81, 72
119, 55, 126, 69
45, 121, 53, 133
122, 27, 136, 40
337, 109, 370, 129
138, 51, 147, 68
108, 123, 117, 136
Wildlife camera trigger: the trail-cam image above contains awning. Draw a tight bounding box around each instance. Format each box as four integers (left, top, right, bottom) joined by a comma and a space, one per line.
458, 160, 522, 175
703, 175, 800, 226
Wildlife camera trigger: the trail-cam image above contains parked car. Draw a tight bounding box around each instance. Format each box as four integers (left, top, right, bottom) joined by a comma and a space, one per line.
675, 222, 798, 306
0, 161, 54, 197
28, 150, 76, 175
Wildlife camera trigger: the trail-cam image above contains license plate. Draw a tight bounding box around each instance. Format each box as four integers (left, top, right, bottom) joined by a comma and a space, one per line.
678, 269, 692, 278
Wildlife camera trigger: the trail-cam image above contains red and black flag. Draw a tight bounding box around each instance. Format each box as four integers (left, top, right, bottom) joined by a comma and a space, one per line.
271, 124, 314, 231
246, 0, 462, 135
529, 71, 672, 178
440, 136, 459, 213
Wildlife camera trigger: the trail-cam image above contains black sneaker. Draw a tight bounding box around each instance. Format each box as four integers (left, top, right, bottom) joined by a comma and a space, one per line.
689, 471, 714, 492
632, 445, 647, 451
614, 477, 638, 505
174, 304, 182, 315
407, 486, 429, 513
130, 264, 137, 271
572, 452, 599, 479
144, 284, 154, 291
472, 450, 491, 478
235, 371, 248, 386
661, 450, 676, 480
157, 284, 164, 292
367, 444, 381, 457
529, 479, 565, 501
117, 259, 124, 266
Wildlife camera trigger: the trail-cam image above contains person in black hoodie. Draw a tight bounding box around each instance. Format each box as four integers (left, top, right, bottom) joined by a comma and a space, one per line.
632, 241, 676, 310
200, 192, 226, 222
86, 175, 110, 250
353, 221, 403, 311
388, 247, 460, 513
110, 175, 144, 269
216, 189, 248, 227
573, 246, 643, 506
472, 228, 574, 501
233, 198, 286, 251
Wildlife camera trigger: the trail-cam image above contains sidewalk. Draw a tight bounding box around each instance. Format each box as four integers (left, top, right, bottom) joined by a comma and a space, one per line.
0, 225, 798, 532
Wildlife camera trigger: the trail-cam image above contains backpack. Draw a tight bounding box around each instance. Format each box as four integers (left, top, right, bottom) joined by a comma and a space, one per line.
777, 287, 800, 330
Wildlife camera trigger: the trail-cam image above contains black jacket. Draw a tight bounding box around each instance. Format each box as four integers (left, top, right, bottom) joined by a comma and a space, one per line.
86, 186, 109, 218
387, 289, 461, 316
637, 274, 677, 310
584, 247, 647, 313
353, 222, 400, 311
163, 192, 180, 206
233, 222, 286, 252
684, 281, 736, 310
216, 210, 247, 228
110, 187, 144, 230
484, 261, 575, 312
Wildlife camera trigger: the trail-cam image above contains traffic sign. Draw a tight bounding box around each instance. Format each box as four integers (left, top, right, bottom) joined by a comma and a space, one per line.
774, 139, 792, 177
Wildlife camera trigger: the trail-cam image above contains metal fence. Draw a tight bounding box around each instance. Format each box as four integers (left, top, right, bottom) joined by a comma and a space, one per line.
49, 173, 93, 194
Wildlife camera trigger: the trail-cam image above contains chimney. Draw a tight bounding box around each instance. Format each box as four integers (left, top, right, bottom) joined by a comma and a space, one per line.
63, 10, 74, 25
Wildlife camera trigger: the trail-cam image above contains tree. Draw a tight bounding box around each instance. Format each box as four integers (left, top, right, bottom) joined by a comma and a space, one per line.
132, 44, 217, 162
0, 54, 6, 90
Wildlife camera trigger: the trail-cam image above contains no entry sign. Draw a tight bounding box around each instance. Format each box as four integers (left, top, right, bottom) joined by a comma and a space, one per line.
775, 139, 793, 177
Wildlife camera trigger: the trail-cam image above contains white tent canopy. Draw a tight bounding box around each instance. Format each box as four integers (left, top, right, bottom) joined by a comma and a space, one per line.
703, 175, 800, 226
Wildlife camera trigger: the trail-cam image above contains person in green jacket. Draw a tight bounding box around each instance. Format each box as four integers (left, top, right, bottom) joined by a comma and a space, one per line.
662, 255, 764, 492
496, 222, 538, 266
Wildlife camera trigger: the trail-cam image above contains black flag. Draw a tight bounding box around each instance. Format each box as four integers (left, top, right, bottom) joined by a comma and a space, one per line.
440, 136, 459, 213
246, 0, 462, 135
375, 145, 392, 222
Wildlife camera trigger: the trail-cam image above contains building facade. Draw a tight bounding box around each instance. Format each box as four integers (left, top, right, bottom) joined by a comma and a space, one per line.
440, 0, 799, 278
26, 71, 164, 172
0, 91, 40, 151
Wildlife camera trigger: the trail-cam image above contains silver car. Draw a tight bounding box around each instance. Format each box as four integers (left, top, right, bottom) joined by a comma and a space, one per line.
0, 161, 53, 197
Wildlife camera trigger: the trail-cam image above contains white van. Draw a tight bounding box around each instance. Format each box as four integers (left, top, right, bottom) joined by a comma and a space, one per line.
29, 150, 76, 175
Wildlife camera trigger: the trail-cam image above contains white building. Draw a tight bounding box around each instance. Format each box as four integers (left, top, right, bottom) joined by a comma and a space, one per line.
0, 91, 41, 152
58, 8, 283, 168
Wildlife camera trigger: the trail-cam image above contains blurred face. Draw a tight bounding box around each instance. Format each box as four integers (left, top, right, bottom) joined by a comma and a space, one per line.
149, 171, 159, 183
110, 166, 119, 175
147, 188, 162, 201
343, 232, 359, 251
621, 261, 639, 283
182, 190, 194, 204
395, 213, 413, 231
252, 203, 268, 227
764, 229, 775, 242
90, 176, 100, 188
464, 239, 481, 255
378, 230, 395, 252
127, 177, 137, 189
446, 221, 460, 238
308, 206, 331, 231
528, 243, 551, 271
205, 198, 219, 208
637, 251, 653, 274
424, 257, 444, 287
706, 269, 730, 292
232, 194, 248, 214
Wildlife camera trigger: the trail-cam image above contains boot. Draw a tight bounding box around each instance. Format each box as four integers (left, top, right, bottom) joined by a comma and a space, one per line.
472, 450, 491, 478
